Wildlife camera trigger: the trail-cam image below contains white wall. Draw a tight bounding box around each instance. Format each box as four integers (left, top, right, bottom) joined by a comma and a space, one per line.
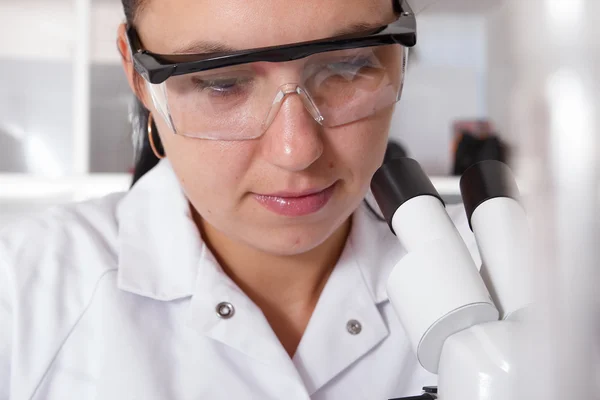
0, 1, 75, 62
390, 13, 489, 175
0, 1, 133, 176
0, 0, 496, 222
486, 3, 514, 148
0, 1, 124, 63
0, 1, 494, 179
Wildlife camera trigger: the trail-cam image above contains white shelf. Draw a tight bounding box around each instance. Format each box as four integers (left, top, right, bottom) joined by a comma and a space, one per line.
0, 174, 132, 202
0, 174, 461, 203
413, 0, 503, 15
431, 176, 462, 198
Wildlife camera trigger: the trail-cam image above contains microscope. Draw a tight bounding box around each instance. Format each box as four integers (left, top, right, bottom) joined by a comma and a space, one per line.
370, 156, 533, 400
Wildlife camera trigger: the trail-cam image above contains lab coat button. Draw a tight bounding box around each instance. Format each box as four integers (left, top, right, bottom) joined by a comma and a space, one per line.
216, 302, 235, 319
346, 319, 362, 335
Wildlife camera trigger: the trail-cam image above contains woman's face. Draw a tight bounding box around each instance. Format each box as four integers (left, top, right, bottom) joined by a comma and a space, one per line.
128, 0, 397, 255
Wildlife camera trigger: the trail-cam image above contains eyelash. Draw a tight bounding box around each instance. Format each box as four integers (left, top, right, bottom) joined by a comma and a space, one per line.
332, 57, 375, 69
192, 77, 252, 96
188, 54, 377, 94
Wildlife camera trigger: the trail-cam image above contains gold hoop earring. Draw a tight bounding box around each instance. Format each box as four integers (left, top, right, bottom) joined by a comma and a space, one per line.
147, 113, 165, 159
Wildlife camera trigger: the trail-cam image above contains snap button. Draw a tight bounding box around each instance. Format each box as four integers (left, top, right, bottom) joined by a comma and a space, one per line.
216, 302, 235, 319
346, 319, 362, 335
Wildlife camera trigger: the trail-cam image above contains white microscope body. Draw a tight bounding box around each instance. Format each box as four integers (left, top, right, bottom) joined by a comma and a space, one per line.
371, 158, 533, 400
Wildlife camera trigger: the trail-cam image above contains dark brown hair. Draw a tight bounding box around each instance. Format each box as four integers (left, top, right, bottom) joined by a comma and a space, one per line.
121, 0, 139, 22
121, 0, 161, 186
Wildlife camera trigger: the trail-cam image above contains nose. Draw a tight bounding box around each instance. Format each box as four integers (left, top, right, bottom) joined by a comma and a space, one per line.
261, 93, 324, 172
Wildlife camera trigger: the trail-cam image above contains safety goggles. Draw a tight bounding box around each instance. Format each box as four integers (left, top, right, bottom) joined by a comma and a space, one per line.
127, 0, 417, 140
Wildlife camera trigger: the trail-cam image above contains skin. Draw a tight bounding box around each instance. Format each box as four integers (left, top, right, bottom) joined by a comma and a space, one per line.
118, 0, 399, 357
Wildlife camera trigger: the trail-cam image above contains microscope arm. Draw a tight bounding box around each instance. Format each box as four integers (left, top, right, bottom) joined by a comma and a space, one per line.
372, 158, 530, 400
434, 160, 533, 399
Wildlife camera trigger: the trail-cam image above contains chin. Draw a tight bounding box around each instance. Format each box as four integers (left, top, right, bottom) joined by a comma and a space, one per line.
245, 209, 355, 256
250, 230, 334, 256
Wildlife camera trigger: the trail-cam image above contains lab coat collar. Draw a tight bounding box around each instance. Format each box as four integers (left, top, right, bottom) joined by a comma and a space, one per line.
292, 206, 401, 394
183, 202, 403, 393
116, 160, 201, 301
287, 204, 405, 393
116, 160, 402, 305
349, 202, 406, 304
116, 161, 405, 390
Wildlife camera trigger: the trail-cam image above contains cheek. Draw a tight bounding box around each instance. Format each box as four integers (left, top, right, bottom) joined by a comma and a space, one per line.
329, 111, 392, 184
158, 126, 256, 208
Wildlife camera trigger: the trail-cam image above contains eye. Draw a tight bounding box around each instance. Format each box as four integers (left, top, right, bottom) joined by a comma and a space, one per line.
327, 57, 376, 75
192, 76, 253, 96
308, 55, 380, 87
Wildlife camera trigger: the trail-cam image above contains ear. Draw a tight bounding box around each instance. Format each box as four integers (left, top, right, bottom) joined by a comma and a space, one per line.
117, 23, 152, 109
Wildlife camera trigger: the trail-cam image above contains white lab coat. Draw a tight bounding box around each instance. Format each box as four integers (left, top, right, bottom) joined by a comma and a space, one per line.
0, 160, 480, 400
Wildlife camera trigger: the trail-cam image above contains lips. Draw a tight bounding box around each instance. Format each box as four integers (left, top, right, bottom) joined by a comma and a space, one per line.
253, 182, 337, 217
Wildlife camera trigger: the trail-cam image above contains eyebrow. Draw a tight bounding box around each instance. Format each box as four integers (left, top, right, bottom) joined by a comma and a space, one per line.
171, 21, 387, 55
173, 41, 236, 55
331, 21, 387, 37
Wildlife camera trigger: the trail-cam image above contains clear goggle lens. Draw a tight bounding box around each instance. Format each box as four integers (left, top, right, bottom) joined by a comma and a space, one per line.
148, 44, 407, 140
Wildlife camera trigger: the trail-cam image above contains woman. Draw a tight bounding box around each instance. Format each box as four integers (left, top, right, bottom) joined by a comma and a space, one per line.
0, 0, 478, 398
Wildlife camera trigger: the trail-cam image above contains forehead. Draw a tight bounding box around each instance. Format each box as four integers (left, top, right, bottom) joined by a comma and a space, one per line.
136, 0, 395, 53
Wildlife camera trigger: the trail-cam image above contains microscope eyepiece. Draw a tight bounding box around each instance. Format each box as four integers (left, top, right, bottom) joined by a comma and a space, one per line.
460, 160, 521, 231
371, 157, 444, 234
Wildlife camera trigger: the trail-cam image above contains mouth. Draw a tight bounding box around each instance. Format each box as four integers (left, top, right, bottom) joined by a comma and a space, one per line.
253, 181, 338, 217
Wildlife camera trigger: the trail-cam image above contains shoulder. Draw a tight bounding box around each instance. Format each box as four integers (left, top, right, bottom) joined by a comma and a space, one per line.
0, 193, 127, 397
0, 192, 126, 298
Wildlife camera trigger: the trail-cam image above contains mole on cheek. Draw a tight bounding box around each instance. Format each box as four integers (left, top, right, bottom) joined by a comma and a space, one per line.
329, 162, 334, 169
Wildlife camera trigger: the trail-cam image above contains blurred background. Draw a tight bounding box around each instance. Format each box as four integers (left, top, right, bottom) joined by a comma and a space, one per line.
0, 0, 509, 223
1, 1, 598, 396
